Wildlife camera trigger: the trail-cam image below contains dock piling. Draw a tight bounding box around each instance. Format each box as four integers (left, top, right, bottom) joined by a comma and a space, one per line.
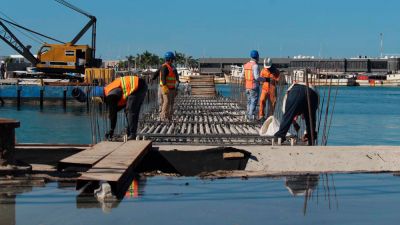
39, 87, 44, 109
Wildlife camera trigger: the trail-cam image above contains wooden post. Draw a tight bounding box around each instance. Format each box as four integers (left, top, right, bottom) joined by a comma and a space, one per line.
0, 118, 20, 166
39, 87, 44, 109
16, 86, 21, 110
63, 88, 67, 110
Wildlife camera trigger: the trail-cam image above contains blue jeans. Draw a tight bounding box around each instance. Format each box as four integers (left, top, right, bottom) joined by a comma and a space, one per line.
246, 88, 259, 120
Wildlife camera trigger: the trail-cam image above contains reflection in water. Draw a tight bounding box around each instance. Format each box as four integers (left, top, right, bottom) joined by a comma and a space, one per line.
76, 177, 147, 214
285, 174, 338, 215
0, 194, 15, 225
125, 179, 140, 199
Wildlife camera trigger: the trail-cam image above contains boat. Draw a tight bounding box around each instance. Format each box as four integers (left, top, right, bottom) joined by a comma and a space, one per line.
290, 70, 357, 86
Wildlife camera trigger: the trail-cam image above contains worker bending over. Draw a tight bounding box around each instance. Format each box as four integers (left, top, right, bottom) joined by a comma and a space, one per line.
258, 58, 280, 120
274, 82, 319, 145
104, 75, 147, 140
242, 50, 260, 121
159, 51, 179, 121
72, 75, 147, 140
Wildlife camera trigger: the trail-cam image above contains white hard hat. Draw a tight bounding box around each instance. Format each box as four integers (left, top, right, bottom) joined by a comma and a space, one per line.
0, 61, 4, 64
264, 58, 272, 68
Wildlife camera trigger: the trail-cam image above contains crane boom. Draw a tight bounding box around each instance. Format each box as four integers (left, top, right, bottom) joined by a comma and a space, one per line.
54, 0, 97, 59
0, 20, 39, 64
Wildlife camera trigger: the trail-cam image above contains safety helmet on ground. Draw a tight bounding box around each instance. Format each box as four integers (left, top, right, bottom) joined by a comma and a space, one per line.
164, 51, 175, 61
264, 58, 272, 68
250, 50, 259, 60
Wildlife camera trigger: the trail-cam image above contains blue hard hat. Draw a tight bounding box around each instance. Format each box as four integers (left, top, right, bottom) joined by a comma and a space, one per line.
250, 50, 259, 59
165, 51, 175, 60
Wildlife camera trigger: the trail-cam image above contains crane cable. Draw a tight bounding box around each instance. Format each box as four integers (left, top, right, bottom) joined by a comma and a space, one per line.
53, 0, 93, 18
0, 10, 44, 45
0, 17, 65, 44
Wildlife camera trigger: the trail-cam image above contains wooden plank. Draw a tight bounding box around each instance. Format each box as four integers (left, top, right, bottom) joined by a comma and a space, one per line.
223, 152, 245, 159
58, 141, 123, 170
77, 140, 152, 193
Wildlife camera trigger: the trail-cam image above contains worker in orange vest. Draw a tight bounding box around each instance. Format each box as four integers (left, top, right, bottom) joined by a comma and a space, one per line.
71, 76, 147, 140
103, 75, 147, 140
259, 58, 280, 120
159, 51, 179, 121
242, 50, 260, 121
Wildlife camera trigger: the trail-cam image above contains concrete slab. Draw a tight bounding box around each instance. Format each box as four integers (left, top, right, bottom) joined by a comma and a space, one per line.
156, 145, 400, 174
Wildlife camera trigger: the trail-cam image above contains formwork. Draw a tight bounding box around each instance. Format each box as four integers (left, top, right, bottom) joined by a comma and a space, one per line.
138, 95, 277, 145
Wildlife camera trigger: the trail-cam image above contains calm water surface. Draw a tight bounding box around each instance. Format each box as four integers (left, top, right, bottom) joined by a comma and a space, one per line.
1, 86, 400, 224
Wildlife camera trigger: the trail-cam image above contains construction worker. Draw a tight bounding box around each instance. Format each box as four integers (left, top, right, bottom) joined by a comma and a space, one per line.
242, 50, 260, 121
159, 51, 178, 121
104, 75, 147, 140
0, 61, 5, 79
258, 58, 280, 120
274, 82, 319, 145
72, 75, 147, 140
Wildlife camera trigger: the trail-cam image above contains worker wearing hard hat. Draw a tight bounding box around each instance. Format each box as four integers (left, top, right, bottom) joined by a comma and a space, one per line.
242, 50, 260, 121
0, 61, 5, 80
274, 81, 319, 145
72, 75, 147, 140
159, 51, 179, 121
258, 58, 280, 120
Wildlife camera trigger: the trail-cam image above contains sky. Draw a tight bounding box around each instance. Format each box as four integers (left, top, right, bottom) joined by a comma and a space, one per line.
1, 0, 400, 60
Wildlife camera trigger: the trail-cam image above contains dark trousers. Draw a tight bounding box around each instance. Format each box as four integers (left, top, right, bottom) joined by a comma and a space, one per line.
126, 79, 147, 137
274, 84, 318, 145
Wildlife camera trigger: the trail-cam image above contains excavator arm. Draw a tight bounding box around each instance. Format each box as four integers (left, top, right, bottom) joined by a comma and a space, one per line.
0, 20, 39, 65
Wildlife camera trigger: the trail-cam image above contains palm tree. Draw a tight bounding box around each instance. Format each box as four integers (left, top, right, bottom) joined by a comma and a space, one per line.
126, 55, 135, 70
174, 51, 186, 67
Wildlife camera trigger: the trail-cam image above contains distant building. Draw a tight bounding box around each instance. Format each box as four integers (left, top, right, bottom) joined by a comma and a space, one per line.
199, 57, 400, 74
103, 60, 120, 68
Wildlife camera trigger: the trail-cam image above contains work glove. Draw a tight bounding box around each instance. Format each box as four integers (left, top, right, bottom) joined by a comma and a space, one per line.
105, 129, 114, 140
92, 96, 103, 104
161, 85, 169, 95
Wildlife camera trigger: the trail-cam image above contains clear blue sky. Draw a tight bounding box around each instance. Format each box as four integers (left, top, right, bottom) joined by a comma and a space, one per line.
1, 0, 400, 60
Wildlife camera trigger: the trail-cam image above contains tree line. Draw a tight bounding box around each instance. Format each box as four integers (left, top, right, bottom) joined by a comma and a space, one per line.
118, 51, 198, 70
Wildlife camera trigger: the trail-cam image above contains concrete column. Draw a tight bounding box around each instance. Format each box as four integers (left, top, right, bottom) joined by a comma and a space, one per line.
0, 119, 20, 166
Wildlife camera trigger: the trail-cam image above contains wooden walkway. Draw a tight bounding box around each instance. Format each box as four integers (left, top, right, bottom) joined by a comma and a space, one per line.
189, 75, 216, 97
58, 141, 123, 171
76, 140, 152, 193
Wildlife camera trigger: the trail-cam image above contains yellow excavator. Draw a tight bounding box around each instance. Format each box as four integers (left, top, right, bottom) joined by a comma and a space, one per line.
0, 0, 101, 76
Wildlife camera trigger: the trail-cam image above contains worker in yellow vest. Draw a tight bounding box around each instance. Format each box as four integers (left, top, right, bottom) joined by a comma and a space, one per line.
103, 75, 147, 140
72, 76, 147, 140
242, 50, 260, 121
159, 51, 179, 121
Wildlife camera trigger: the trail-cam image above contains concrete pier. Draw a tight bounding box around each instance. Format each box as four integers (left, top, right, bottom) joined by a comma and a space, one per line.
157, 145, 400, 176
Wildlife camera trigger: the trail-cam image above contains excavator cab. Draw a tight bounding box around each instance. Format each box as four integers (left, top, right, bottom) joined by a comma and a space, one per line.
36, 43, 93, 74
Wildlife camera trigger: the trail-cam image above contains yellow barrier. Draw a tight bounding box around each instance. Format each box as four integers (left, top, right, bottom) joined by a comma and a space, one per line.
84, 68, 115, 85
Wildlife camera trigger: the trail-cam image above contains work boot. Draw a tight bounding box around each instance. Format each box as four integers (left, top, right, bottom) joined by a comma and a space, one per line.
257, 117, 266, 124
127, 135, 136, 141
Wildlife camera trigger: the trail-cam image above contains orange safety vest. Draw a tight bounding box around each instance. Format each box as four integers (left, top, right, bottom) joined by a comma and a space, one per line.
244, 61, 257, 89
160, 63, 176, 89
104, 76, 139, 107
260, 68, 280, 92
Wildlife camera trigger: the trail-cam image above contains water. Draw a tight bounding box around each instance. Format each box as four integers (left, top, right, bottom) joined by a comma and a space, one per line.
4, 174, 400, 224
1, 86, 400, 224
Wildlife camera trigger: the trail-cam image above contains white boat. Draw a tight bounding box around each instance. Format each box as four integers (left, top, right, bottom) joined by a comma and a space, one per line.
289, 70, 357, 86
